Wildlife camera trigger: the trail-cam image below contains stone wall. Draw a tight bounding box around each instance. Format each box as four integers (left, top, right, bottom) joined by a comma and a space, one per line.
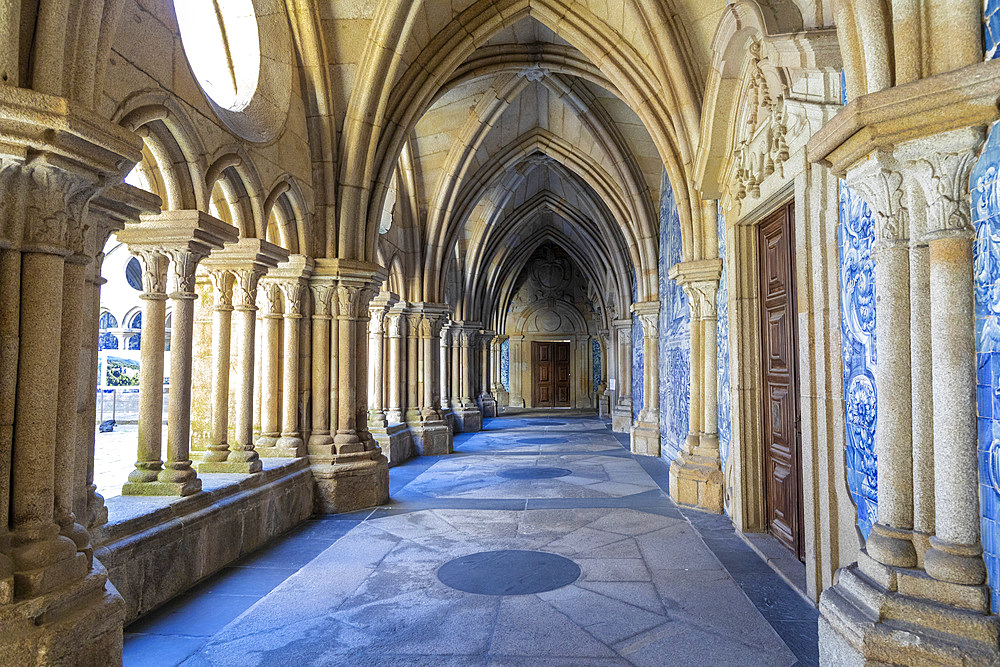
93, 460, 313, 624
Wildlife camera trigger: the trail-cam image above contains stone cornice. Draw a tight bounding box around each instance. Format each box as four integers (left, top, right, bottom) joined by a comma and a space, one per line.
118, 210, 239, 258
0, 86, 142, 177
668, 258, 723, 285
312, 258, 387, 285
806, 58, 1000, 176
202, 237, 289, 273
265, 254, 314, 282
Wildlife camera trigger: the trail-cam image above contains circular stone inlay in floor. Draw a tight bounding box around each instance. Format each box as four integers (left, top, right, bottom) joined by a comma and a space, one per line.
437, 550, 581, 595
518, 436, 569, 445
498, 466, 572, 480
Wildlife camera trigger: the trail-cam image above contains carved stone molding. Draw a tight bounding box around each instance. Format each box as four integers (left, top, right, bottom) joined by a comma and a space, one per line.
311, 283, 335, 317
208, 270, 235, 309
845, 153, 909, 247
232, 269, 263, 310
258, 281, 282, 315
22, 165, 97, 255
386, 313, 404, 338
278, 281, 304, 316
336, 283, 377, 320
902, 128, 984, 240
167, 248, 207, 296
134, 249, 169, 296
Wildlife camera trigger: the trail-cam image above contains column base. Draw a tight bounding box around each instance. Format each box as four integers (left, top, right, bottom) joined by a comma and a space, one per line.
308, 433, 334, 448
86, 485, 109, 529
668, 453, 723, 513
310, 450, 389, 514
371, 422, 414, 466
0, 561, 125, 665
453, 407, 483, 432
197, 458, 263, 474
410, 420, 453, 456
254, 434, 279, 449
121, 478, 202, 497
630, 420, 659, 456
611, 406, 631, 433
598, 392, 611, 419
819, 551, 999, 665
258, 436, 305, 458
479, 395, 497, 418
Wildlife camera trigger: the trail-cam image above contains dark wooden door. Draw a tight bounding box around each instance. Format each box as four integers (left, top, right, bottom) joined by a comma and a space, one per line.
533, 342, 571, 408
553, 342, 571, 407
758, 202, 804, 560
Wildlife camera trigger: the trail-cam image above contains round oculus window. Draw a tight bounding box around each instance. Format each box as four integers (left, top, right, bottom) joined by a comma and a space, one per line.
174, 0, 261, 112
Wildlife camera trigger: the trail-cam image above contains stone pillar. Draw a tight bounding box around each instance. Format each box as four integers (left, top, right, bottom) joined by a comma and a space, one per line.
274, 279, 305, 456
419, 315, 440, 421
451, 332, 462, 409
308, 281, 335, 451
259, 256, 311, 458
611, 319, 632, 432
54, 254, 90, 554
203, 270, 234, 463
909, 130, 987, 586
405, 312, 420, 423
479, 331, 497, 417
368, 301, 388, 427
453, 324, 483, 431
630, 302, 660, 456
122, 250, 168, 494
811, 125, 1000, 665
846, 154, 918, 568
440, 325, 451, 412
668, 260, 724, 512
256, 281, 282, 450
200, 238, 287, 473
386, 311, 404, 424
308, 259, 388, 514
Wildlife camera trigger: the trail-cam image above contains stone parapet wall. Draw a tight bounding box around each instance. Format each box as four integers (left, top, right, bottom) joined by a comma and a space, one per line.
93, 459, 313, 624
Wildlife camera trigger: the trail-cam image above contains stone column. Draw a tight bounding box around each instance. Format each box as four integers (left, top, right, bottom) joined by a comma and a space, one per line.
440, 326, 451, 411
453, 324, 483, 431
308, 282, 335, 450
275, 279, 305, 456
909, 130, 987, 585
255, 281, 282, 450
200, 238, 287, 473
611, 319, 632, 432
333, 281, 378, 452
203, 270, 234, 463
368, 302, 388, 426
909, 240, 935, 561
631, 302, 660, 457
479, 331, 496, 417
420, 315, 439, 420
668, 261, 724, 512
405, 312, 420, 423
158, 248, 207, 495
122, 250, 168, 494
451, 331, 462, 409
386, 312, 404, 424
54, 254, 90, 552
509, 334, 525, 408
0, 244, 18, 602
848, 155, 917, 568
460, 329, 474, 406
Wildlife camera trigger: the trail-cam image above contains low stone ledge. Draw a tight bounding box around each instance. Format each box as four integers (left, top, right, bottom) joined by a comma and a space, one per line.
93, 459, 313, 624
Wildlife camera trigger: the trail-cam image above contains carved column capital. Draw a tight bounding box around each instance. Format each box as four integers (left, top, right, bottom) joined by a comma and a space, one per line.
167, 248, 208, 299
20, 164, 98, 255
310, 283, 335, 317
232, 268, 264, 311
846, 152, 909, 248
208, 270, 235, 310
368, 305, 387, 334
278, 280, 304, 317
133, 249, 169, 299
902, 128, 984, 241
386, 312, 404, 338
335, 282, 377, 320
258, 280, 283, 316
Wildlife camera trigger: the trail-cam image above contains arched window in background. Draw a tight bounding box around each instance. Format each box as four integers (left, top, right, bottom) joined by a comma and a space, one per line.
99, 312, 119, 351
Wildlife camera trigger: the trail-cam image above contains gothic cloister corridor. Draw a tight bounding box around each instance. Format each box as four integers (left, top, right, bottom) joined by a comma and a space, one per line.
123, 414, 818, 666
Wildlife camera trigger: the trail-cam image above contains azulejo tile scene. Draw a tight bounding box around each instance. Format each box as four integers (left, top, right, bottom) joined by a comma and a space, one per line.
124, 416, 816, 666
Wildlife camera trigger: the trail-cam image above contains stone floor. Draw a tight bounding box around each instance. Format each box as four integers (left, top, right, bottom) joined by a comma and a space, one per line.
123, 415, 819, 666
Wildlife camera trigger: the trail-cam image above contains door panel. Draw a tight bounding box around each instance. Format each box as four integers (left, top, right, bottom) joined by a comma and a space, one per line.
533, 341, 572, 408
758, 201, 804, 560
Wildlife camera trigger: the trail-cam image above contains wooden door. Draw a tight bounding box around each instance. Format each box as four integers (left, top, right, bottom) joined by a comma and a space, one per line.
758, 202, 804, 559
532, 342, 572, 408
533, 342, 554, 407
553, 342, 571, 407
